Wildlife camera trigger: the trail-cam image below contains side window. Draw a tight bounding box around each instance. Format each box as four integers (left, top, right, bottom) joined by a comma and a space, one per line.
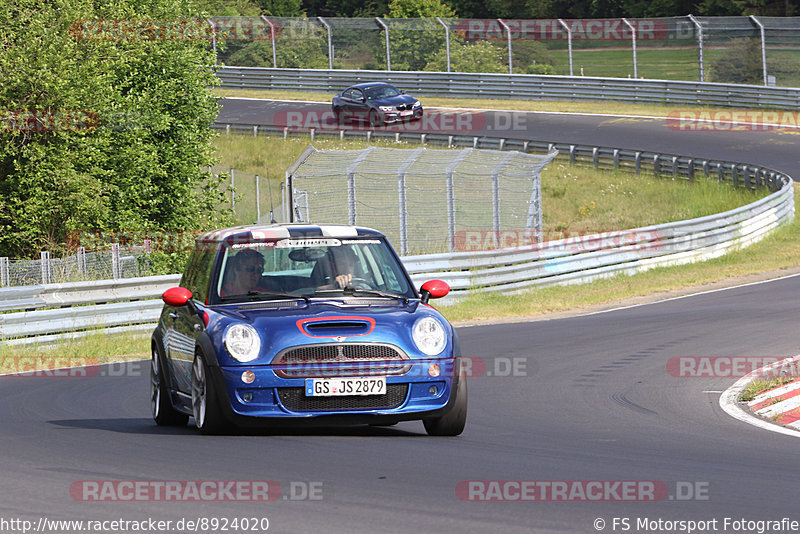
180, 246, 217, 304
352, 89, 364, 101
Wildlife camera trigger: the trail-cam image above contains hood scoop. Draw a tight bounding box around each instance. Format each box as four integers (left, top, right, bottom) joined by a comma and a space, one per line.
298, 316, 376, 338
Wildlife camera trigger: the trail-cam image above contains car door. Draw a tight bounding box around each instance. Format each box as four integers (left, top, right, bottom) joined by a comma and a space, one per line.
343, 88, 367, 120
164, 246, 216, 394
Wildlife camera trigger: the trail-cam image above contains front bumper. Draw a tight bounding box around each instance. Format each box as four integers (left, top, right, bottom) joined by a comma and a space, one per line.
382, 108, 423, 124
208, 357, 460, 424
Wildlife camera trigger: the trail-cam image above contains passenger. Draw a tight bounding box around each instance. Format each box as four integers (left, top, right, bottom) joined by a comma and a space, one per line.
220, 248, 264, 297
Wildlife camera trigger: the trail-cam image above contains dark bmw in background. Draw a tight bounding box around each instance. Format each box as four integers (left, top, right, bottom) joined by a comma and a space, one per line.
332, 82, 423, 126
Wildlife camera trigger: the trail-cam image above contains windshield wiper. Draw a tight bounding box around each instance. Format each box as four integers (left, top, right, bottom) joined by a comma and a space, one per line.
221, 290, 309, 303
314, 287, 408, 304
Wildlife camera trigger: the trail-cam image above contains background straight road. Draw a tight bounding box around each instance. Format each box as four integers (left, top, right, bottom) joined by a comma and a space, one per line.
1, 99, 798, 533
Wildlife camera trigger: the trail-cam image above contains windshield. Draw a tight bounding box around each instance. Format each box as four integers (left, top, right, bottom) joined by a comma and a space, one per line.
365, 85, 400, 100
216, 237, 415, 301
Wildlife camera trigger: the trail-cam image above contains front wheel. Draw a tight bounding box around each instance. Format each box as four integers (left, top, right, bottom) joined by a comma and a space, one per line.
191, 351, 228, 435
423, 376, 467, 436
151, 346, 189, 426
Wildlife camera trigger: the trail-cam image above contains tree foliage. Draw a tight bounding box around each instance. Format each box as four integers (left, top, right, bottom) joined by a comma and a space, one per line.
709, 38, 764, 84
0, 0, 226, 258
425, 41, 506, 73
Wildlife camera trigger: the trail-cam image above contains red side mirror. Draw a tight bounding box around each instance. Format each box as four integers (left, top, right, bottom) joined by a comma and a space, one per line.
162, 286, 193, 307
420, 279, 449, 303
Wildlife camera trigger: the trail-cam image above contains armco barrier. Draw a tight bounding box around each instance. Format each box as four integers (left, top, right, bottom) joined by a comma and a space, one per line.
216, 67, 800, 110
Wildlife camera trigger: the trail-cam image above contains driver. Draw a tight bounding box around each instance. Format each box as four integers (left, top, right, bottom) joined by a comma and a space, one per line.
318, 247, 357, 289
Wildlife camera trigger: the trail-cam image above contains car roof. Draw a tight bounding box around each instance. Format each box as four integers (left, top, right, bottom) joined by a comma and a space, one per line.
197, 223, 385, 243
345, 82, 396, 90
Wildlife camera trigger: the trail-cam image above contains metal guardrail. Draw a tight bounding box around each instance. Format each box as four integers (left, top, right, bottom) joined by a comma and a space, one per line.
217, 67, 800, 110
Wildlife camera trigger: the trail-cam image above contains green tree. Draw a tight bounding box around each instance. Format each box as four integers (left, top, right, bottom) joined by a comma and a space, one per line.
709, 38, 763, 84
0, 0, 226, 258
425, 41, 506, 73
383, 0, 458, 71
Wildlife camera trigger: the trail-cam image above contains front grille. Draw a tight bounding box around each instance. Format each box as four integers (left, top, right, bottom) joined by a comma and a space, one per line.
277, 384, 409, 412
273, 343, 411, 378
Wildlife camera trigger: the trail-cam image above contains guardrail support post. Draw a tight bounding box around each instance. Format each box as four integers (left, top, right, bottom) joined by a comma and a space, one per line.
592, 147, 599, 169
732, 165, 739, 188
569, 145, 576, 165
653, 155, 660, 178
672, 156, 678, 178
613, 149, 620, 170
687, 159, 695, 180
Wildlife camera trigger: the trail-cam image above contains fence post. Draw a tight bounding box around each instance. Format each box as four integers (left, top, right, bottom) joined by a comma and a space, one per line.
436, 17, 451, 73
446, 149, 472, 251
77, 247, 87, 279
397, 147, 425, 256
0, 257, 8, 287
750, 16, 769, 86
111, 243, 120, 280
260, 16, 278, 68
558, 20, 573, 76
41, 251, 51, 284
498, 19, 513, 74
318, 17, 333, 69
688, 15, 704, 82
376, 18, 391, 71
622, 19, 638, 78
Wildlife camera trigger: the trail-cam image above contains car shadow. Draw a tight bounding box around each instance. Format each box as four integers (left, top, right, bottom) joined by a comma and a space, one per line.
47, 418, 427, 437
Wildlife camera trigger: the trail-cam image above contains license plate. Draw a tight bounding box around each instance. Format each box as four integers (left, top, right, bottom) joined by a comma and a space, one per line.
305, 377, 386, 397
400, 110, 413, 116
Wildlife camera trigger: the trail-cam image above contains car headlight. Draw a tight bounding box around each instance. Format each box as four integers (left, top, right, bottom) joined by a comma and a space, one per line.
412, 317, 447, 356
379, 106, 394, 112
413, 100, 421, 107
223, 323, 261, 362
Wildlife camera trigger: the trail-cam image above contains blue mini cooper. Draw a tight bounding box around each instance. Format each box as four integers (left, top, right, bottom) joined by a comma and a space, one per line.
150, 224, 466, 435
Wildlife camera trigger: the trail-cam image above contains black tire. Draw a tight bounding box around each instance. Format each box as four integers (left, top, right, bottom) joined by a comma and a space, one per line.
423, 375, 467, 436
369, 109, 383, 127
150, 345, 189, 426
191, 351, 229, 435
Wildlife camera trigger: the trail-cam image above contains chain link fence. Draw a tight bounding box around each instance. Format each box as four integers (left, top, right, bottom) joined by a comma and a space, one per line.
0, 247, 146, 287
210, 16, 800, 87
285, 145, 557, 255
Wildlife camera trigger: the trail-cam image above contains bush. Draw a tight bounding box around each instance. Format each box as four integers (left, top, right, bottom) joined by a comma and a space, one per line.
709, 38, 763, 85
